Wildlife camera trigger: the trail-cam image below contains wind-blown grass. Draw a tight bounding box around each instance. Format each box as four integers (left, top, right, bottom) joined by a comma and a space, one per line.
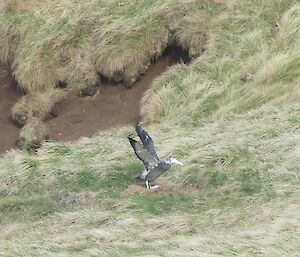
11, 89, 66, 126
0, 0, 214, 149
0, 0, 212, 92
0, 0, 300, 256
0, 104, 299, 256
142, 0, 300, 125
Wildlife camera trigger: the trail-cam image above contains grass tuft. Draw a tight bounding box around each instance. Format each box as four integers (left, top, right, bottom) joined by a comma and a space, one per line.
0, 0, 300, 256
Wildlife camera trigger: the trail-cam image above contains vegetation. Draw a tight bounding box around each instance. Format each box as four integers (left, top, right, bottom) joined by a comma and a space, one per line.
0, 0, 212, 148
0, 0, 300, 256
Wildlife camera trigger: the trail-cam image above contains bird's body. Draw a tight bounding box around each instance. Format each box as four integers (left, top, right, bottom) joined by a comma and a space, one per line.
133, 162, 171, 181
128, 123, 183, 189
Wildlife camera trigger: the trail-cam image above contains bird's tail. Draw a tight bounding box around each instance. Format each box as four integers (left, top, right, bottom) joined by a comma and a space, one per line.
132, 173, 141, 180
132, 169, 146, 180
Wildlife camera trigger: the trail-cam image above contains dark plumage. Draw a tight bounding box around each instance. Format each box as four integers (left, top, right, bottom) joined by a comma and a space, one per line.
128, 123, 183, 189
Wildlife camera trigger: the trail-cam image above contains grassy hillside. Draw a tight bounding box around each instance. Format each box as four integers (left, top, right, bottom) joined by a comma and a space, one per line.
1, 0, 300, 256
0, 0, 214, 149
0, 0, 211, 92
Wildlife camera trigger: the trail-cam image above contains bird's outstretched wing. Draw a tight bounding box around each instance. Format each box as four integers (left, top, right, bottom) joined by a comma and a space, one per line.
135, 123, 159, 160
128, 137, 159, 169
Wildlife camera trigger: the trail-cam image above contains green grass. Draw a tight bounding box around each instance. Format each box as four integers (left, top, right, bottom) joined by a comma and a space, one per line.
0, 0, 212, 93
0, 0, 300, 256
0, 0, 216, 149
0, 196, 60, 224
133, 193, 198, 215
57, 162, 141, 193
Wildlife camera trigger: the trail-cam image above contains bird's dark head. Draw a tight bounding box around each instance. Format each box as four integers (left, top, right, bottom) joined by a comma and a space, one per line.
165, 156, 183, 166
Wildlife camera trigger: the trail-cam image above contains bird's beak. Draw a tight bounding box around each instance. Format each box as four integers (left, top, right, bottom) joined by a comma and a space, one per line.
173, 159, 183, 165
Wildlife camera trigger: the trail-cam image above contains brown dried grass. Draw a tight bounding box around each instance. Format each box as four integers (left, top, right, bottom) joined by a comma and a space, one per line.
0, 0, 215, 93
11, 89, 67, 126
16, 116, 49, 151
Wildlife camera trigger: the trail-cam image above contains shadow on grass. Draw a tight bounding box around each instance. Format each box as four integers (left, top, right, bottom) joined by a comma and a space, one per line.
0, 196, 60, 223
58, 162, 143, 193
132, 192, 200, 215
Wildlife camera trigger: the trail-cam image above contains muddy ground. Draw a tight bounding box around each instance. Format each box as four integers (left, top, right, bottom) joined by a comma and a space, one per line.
0, 66, 20, 154
0, 47, 188, 154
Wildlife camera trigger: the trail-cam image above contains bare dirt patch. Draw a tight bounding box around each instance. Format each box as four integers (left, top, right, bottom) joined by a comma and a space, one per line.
0, 47, 189, 154
0, 64, 20, 154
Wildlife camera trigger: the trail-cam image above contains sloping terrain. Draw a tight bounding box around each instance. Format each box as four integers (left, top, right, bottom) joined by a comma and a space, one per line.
0, 0, 207, 150
0, 47, 187, 153
0, 0, 299, 256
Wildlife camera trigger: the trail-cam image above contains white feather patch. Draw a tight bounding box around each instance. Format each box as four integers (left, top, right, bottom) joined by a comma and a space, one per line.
140, 169, 150, 180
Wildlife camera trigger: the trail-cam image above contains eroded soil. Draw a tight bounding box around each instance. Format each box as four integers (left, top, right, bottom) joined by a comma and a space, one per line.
0, 65, 20, 154
0, 46, 188, 154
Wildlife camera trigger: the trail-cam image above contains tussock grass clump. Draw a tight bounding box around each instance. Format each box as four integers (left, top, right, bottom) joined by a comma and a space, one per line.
142, 1, 300, 125
0, 0, 300, 256
0, 0, 215, 148
0, 0, 44, 13
16, 117, 49, 152
0, 0, 213, 93
11, 89, 66, 126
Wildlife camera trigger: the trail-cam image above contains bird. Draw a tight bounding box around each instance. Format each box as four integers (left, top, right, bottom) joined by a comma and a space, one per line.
128, 123, 183, 189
